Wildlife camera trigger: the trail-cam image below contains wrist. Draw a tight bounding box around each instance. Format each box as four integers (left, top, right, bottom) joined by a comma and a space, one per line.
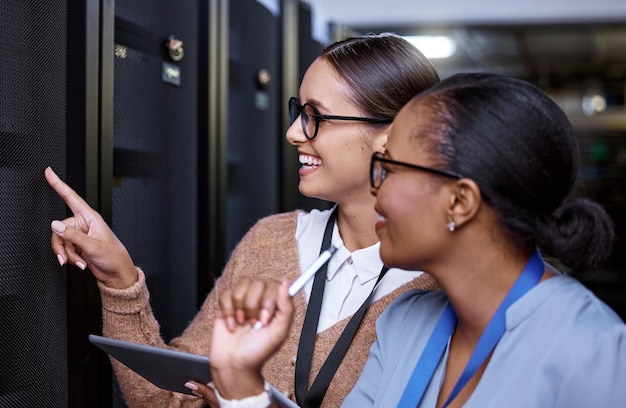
214, 381, 271, 408
104, 266, 139, 289
212, 367, 265, 400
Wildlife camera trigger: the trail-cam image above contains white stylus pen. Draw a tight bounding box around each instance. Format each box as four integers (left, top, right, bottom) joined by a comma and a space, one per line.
288, 238, 344, 296
252, 239, 344, 331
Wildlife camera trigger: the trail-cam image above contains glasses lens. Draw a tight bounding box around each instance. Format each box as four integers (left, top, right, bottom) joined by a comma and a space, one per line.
301, 104, 318, 139
288, 97, 300, 125
370, 155, 382, 188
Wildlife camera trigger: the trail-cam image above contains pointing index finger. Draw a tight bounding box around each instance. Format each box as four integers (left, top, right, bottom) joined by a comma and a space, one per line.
44, 166, 92, 214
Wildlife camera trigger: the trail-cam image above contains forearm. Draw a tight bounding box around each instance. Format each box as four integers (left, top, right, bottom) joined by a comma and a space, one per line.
99, 268, 164, 344
99, 269, 204, 407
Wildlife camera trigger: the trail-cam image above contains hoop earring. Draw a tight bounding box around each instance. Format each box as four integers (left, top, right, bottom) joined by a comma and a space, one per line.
447, 221, 456, 232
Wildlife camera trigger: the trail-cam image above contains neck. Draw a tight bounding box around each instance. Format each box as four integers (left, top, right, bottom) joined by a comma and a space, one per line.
334, 199, 380, 252
436, 246, 535, 339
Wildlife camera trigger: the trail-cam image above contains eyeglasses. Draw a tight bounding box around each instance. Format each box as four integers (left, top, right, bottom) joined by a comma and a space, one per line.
370, 152, 464, 189
289, 97, 391, 140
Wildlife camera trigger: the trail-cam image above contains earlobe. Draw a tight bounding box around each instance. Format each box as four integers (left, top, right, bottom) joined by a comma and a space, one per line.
447, 179, 481, 229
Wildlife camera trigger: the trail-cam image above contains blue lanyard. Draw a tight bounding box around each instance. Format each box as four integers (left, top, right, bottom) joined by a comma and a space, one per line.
397, 249, 545, 408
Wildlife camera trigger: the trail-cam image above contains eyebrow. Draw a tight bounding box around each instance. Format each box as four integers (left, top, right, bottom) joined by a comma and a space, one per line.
299, 97, 339, 115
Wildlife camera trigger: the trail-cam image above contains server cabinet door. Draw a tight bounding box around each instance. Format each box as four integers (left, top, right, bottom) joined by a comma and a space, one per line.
0, 1, 69, 406
226, 0, 282, 253
112, 0, 200, 344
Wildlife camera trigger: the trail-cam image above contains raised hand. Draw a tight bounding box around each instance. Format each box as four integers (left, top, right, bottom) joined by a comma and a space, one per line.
44, 167, 138, 289
217, 277, 284, 331
210, 280, 293, 400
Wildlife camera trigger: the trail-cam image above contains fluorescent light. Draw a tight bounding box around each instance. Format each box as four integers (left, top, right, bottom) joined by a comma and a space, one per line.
403, 35, 456, 59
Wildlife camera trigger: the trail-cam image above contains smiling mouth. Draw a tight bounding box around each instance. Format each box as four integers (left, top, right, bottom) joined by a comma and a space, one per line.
299, 153, 323, 167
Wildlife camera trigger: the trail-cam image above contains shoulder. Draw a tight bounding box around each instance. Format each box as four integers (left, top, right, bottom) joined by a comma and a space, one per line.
225, 211, 302, 274
537, 278, 626, 404
250, 208, 335, 237
510, 275, 626, 380
518, 274, 623, 333
251, 211, 301, 231
542, 275, 625, 345
239, 211, 301, 245
376, 289, 447, 337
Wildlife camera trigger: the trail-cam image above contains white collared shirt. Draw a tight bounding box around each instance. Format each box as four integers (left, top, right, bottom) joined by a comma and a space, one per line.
295, 206, 422, 332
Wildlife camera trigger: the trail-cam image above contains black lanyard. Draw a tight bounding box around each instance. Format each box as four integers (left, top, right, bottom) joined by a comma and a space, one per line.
294, 208, 388, 408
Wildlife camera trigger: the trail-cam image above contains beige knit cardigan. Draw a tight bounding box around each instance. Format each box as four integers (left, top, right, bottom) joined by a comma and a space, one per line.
98, 211, 440, 407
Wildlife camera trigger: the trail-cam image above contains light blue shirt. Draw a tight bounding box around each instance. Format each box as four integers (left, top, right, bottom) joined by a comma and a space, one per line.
344, 274, 626, 407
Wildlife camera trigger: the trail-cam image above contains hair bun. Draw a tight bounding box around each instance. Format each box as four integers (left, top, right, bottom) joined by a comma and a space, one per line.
540, 198, 615, 273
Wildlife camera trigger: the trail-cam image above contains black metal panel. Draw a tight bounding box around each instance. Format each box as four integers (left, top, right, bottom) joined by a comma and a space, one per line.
112, 0, 200, 343
0, 1, 68, 406
197, 0, 228, 303
109, 0, 202, 405
226, 0, 282, 253
65, 0, 114, 406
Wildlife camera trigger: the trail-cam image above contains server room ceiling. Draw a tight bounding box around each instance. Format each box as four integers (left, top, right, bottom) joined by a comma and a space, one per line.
303, 0, 626, 82
303, 0, 626, 129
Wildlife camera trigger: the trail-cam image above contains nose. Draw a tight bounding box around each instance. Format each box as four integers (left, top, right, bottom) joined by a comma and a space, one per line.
286, 116, 307, 145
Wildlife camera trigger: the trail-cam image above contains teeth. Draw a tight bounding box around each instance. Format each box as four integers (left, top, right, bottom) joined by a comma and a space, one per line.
377, 214, 386, 221
299, 154, 322, 166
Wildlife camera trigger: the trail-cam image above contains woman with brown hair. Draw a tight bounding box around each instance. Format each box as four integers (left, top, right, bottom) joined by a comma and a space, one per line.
46, 33, 441, 407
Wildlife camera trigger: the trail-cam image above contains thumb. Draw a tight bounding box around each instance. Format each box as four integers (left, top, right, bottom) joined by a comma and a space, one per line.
50, 219, 96, 267
51, 220, 93, 250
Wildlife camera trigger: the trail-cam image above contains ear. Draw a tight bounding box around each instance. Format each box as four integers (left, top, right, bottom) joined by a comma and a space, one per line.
446, 178, 482, 229
373, 124, 391, 154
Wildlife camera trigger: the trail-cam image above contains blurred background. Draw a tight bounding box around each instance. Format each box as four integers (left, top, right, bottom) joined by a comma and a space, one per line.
1, 0, 624, 406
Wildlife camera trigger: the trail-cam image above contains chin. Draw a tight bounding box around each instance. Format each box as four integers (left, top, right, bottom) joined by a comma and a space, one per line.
298, 183, 320, 200
379, 246, 398, 269
380, 249, 415, 271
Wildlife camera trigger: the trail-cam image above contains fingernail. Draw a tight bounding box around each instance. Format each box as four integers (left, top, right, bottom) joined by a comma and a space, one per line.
236, 309, 245, 324
226, 316, 236, 331
75, 261, 86, 270
56, 254, 65, 266
51, 220, 66, 234
184, 382, 198, 391
260, 308, 270, 324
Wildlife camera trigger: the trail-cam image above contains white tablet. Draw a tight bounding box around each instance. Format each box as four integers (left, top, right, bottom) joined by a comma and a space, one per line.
89, 334, 298, 407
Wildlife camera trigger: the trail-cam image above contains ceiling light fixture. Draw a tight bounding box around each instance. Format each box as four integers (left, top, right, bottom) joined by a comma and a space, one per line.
403, 35, 456, 59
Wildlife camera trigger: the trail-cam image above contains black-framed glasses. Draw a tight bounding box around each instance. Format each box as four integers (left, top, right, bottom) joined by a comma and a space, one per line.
370, 152, 464, 188
289, 97, 391, 140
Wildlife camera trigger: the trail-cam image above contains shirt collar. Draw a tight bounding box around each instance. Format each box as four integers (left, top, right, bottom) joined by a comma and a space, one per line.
326, 225, 384, 285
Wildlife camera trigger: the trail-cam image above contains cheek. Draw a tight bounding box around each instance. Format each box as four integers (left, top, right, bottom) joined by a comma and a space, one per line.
329, 141, 371, 180
377, 185, 423, 267
378, 178, 450, 270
